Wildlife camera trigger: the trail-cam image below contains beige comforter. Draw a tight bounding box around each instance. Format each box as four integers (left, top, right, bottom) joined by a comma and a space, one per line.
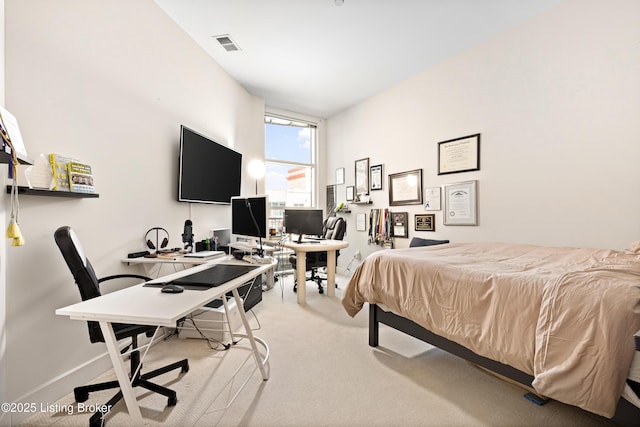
342, 242, 640, 417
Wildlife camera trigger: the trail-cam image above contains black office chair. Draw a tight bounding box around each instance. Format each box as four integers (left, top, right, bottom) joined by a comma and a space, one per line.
290, 216, 346, 294
54, 226, 189, 427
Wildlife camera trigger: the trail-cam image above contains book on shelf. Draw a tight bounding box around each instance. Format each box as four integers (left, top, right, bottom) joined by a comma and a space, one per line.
48, 153, 77, 191
67, 161, 95, 194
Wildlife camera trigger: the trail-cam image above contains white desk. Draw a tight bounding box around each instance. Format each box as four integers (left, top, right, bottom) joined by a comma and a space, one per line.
281, 239, 348, 304
56, 257, 275, 424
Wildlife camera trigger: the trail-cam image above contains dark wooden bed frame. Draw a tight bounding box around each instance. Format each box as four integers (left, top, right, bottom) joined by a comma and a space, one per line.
369, 303, 640, 427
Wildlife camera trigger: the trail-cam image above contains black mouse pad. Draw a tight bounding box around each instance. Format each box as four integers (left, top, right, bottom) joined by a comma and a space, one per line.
144, 264, 259, 290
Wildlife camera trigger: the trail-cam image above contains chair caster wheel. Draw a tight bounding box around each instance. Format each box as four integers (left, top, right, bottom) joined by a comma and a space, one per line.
74, 390, 89, 403
319, 288, 324, 294
89, 414, 103, 427
293, 284, 297, 293
168, 395, 178, 406
182, 362, 189, 373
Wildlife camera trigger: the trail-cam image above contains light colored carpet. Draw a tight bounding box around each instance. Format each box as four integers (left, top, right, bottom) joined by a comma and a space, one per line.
22, 273, 616, 427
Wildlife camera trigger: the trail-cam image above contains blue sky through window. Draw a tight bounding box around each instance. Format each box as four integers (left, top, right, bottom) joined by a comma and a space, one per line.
265, 124, 311, 163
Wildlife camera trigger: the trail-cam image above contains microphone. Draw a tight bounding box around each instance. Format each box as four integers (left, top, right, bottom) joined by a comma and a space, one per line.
182, 219, 194, 251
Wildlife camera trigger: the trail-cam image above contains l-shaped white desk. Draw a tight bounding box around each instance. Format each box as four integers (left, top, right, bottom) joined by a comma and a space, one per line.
56, 257, 275, 424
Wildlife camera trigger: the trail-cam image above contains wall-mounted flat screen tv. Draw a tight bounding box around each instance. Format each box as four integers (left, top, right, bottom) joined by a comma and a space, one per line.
178, 125, 242, 204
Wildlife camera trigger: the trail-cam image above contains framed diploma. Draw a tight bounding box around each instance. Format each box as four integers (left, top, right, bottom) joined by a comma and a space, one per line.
370, 164, 383, 191
438, 133, 480, 175
388, 169, 423, 206
443, 180, 478, 226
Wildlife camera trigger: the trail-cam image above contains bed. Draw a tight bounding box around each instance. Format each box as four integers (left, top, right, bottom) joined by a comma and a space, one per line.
342, 241, 640, 426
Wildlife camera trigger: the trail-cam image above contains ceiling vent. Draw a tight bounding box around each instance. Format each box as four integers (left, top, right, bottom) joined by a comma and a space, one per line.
214, 34, 241, 52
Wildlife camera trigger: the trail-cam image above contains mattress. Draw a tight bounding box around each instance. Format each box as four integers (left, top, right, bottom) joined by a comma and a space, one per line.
344, 242, 640, 417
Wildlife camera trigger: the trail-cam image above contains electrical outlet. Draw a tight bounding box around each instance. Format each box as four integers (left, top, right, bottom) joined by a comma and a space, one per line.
354, 250, 361, 260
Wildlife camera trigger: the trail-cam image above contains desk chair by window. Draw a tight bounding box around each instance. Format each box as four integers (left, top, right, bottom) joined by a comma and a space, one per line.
54, 226, 189, 427
290, 216, 346, 294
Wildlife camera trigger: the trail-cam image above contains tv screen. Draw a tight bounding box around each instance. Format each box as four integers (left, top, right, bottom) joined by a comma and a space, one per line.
231, 195, 268, 240
178, 125, 242, 204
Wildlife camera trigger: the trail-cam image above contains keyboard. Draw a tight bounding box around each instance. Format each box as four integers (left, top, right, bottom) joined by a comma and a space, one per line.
183, 250, 225, 259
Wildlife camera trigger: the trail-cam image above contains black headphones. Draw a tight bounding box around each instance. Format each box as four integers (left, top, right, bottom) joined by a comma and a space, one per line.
145, 227, 169, 252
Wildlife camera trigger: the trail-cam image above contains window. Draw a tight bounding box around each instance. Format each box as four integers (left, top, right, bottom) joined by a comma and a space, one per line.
264, 114, 317, 234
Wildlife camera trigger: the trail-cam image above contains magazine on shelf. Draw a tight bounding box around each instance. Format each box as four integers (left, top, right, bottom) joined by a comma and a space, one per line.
67, 161, 95, 194
48, 153, 77, 191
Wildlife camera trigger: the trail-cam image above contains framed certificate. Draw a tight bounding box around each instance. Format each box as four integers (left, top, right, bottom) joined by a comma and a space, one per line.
438, 133, 480, 175
443, 180, 478, 226
370, 164, 383, 191
388, 169, 423, 206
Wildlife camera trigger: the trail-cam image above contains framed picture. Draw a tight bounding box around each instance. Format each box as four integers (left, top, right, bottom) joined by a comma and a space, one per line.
370, 164, 383, 191
415, 214, 435, 231
391, 212, 408, 238
355, 158, 369, 196
356, 213, 367, 231
346, 185, 355, 202
424, 187, 441, 211
388, 169, 423, 206
336, 167, 345, 185
438, 133, 480, 175
443, 180, 478, 226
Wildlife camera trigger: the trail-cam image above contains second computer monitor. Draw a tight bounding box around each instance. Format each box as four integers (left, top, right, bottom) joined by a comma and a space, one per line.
231, 195, 268, 241
284, 208, 324, 242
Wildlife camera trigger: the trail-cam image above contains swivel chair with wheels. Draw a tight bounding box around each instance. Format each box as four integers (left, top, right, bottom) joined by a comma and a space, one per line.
54, 226, 189, 427
290, 216, 346, 294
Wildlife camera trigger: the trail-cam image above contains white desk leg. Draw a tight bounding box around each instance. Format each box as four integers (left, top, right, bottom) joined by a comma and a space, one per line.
326, 250, 337, 297
296, 250, 307, 304
98, 321, 142, 422
221, 297, 236, 344
231, 288, 269, 380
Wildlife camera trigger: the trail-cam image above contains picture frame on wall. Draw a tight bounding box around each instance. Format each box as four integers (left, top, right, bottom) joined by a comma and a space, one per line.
424, 187, 441, 211
415, 214, 435, 231
356, 213, 367, 231
443, 180, 478, 226
355, 157, 370, 196
336, 167, 345, 185
346, 185, 355, 202
370, 164, 383, 191
388, 169, 423, 206
438, 133, 480, 175
391, 212, 409, 238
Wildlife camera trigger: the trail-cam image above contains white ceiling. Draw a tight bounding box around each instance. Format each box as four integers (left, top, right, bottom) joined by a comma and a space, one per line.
154, 0, 562, 119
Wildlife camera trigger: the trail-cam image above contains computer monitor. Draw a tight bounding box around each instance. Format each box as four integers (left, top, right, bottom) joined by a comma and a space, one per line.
283, 208, 324, 243
231, 195, 268, 254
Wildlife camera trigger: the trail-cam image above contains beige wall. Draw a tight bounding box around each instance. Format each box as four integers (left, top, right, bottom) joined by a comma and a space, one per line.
2, 0, 264, 422
327, 0, 640, 265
